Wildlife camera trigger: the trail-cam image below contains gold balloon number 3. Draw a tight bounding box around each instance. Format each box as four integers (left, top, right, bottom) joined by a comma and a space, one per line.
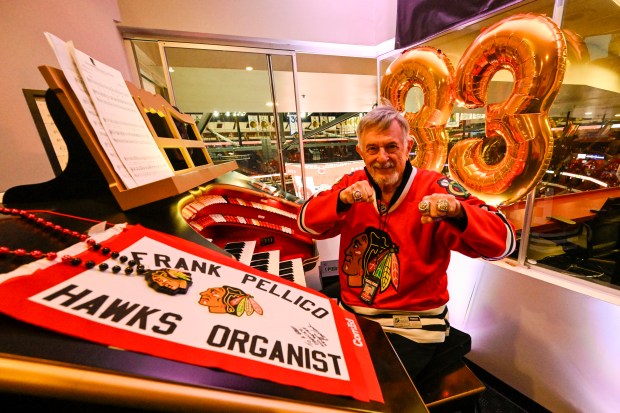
381, 13, 567, 206
381, 46, 455, 173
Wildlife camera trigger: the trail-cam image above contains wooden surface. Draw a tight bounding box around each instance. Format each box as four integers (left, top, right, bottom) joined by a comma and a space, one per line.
126, 81, 214, 167
499, 187, 620, 231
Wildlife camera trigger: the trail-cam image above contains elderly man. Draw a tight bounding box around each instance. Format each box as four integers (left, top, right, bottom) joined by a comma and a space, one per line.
297, 100, 516, 382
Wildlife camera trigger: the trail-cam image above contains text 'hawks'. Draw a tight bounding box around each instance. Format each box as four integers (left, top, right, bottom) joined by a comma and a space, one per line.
43, 284, 182, 335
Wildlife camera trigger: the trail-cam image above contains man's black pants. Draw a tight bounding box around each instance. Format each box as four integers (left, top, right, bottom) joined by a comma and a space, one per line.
386, 327, 472, 387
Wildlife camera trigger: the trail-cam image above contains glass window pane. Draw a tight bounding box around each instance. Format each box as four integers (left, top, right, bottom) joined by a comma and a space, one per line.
162, 46, 287, 188
294, 53, 377, 196
130, 39, 169, 100
519, 0, 620, 286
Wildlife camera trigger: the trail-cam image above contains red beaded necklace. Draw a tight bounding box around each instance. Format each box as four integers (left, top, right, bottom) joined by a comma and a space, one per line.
0, 207, 192, 295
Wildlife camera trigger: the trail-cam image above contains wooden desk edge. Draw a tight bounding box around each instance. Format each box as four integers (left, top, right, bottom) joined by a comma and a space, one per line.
425, 387, 486, 409
421, 363, 485, 408
0, 353, 351, 413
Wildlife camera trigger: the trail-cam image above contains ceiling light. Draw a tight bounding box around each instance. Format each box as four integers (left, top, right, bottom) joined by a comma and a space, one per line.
168, 67, 175, 73
246, 66, 253, 71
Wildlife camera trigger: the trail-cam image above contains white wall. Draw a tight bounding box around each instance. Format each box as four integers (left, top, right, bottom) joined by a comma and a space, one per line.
448, 254, 620, 413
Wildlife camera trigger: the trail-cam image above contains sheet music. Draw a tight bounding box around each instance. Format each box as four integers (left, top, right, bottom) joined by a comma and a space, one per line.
45, 32, 174, 188
44, 32, 137, 189
71, 47, 174, 186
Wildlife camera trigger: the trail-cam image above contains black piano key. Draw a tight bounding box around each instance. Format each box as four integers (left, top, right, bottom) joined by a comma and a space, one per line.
250, 259, 271, 267
225, 241, 246, 249
279, 261, 293, 270
226, 249, 243, 259
251, 252, 271, 260
277, 258, 306, 287
223, 241, 257, 265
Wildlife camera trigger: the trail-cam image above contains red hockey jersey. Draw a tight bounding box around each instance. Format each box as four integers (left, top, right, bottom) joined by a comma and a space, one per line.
297, 165, 516, 342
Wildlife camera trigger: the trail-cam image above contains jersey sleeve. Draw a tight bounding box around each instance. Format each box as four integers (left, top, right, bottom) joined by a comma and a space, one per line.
452, 202, 517, 260
297, 175, 353, 239
437, 182, 517, 260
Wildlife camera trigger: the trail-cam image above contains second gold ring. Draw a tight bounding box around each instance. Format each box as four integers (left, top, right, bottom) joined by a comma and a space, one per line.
437, 199, 449, 213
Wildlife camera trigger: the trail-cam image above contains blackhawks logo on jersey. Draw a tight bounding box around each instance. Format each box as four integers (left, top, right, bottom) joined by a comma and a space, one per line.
437, 177, 470, 199
342, 227, 400, 305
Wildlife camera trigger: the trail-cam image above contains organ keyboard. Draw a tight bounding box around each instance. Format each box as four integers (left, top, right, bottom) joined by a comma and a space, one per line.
224, 241, 307, 287
180, 182, 318, 288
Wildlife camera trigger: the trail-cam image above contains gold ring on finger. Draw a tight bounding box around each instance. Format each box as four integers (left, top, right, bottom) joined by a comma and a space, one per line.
437, 199, 449, 213
418, 200, 430, 213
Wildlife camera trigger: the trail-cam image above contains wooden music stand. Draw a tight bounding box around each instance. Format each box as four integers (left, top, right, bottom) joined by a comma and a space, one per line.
4, 66, 237, 211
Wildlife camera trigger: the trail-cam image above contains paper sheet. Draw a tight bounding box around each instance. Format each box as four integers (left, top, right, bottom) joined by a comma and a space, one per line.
44, 32, 174, 189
